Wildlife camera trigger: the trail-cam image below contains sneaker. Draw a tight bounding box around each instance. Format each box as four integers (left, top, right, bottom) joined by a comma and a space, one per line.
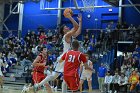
33, 84, 39, 93
109, 90, 112, 93
21, 85, 29, 93
54, 86, 57, 92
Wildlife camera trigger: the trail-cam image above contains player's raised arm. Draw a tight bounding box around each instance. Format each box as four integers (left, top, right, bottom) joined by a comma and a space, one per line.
73, 14, 82, 38
63, 8, 79, 38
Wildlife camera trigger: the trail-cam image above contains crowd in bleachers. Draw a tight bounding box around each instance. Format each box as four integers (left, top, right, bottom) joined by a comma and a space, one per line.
97, 28, 140, 93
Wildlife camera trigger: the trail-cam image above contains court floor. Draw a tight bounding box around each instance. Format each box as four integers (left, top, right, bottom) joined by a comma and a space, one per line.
0, 86, 101, 93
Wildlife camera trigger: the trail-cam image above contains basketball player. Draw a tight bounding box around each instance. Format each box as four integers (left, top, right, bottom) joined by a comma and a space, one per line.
32, 46, 52, 93
33, 11, 82, 93
80, 54, 93, 93
59, 40, 93, 93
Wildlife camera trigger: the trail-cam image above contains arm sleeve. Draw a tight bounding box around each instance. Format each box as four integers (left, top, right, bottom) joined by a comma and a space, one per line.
124, 77, 128, 84
61, 53, 67, 60
79, 53, 87, 63
118, 77, 120, 84
109, 76, 113, 83
104, 76, 107, 83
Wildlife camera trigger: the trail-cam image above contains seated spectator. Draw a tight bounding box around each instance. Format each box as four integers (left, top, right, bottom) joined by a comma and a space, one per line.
125, 67, 132, 78
7, 51, 17, 65
129, 70, 139, 92
135, 68, 140, 76
39, 31, 47, 45
110, 72, 120, 93
0, 52, 5, 88
104, 71, 113, 93
0, 35, 3, 47
32, 44, 37, 58
121, 63, 127, 73
118, 73, 128, 92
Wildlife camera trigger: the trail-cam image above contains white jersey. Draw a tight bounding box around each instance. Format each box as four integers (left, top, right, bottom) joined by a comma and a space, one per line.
62, 35, 70, 53
55, 35, 71, 72
82, 60, 92, 74
0, 58, 3, 76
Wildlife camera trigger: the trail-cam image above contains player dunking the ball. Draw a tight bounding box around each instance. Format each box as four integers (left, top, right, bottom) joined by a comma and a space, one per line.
33, 8, 82, 93
59, 40, 93, 93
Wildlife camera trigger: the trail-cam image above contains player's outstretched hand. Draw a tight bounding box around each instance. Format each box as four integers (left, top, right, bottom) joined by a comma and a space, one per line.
65, 13, 72, 18
77, 14, 82, 22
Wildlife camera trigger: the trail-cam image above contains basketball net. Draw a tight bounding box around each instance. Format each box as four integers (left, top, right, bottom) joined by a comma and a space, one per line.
82, 0, 95, 12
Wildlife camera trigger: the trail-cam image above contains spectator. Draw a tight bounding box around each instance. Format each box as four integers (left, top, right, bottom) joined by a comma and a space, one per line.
98, 63, 107, 92
125, 66, 132, 78
24, 65, 32, 84
118, 73, 128, 92
83, 34, 90, 48
106, 25, 112, 33
47, 29, 53, 40
121, 63, 127, 73
116, 22, 121, 30
39, 31, 47, 45
0, 52, 5, 88
104, 71, 113, 93
7, 51, 17, 65
129, 70, 139, 92
110, 72, 120, 93
0, 35, 3, 47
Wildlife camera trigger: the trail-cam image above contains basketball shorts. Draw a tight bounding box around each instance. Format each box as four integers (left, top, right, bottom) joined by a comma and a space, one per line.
80, 72, 92, 81
64, 74, 80, 91
54, 55, 64, 73
32, 71, 46, 84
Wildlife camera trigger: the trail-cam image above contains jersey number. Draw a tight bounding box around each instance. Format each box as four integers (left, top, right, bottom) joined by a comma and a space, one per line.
68, 55, 75, 62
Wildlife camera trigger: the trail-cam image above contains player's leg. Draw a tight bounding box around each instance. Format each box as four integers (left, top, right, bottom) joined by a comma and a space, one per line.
87, 79, 92, 92
87, 74, 92, 92
64, 74, 80, 92
0, 76, 3, 88
44, 81, 53, 93
80, 73, 86, 92
36, 71, 60, 87
33, 72, 53, 93
79, 79, 84, 92
62, 79, 67, 93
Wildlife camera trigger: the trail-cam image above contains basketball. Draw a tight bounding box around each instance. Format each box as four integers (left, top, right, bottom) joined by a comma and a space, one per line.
63, 8, 73, 18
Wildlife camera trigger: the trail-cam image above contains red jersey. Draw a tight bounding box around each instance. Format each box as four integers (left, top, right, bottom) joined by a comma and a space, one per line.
33, 53, 46, 73
62, 50, 87, 76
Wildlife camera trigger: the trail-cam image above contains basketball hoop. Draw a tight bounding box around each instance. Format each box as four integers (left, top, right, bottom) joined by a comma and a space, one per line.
82, 0, 95, 12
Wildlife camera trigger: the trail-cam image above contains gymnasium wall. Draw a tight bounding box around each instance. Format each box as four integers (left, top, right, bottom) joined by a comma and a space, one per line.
3, 3, 19, 38
62, 0, 119, 30
123, 0, 140, 26
22, 1, 58, 36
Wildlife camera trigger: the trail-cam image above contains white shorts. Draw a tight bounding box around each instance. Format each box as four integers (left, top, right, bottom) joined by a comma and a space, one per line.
80, 71, 92, 81
54, 55, 65, 73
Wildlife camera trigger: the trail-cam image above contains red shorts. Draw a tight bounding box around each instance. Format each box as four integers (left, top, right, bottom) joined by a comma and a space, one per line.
64, 74, 80, 91
32, 71, 46, 84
